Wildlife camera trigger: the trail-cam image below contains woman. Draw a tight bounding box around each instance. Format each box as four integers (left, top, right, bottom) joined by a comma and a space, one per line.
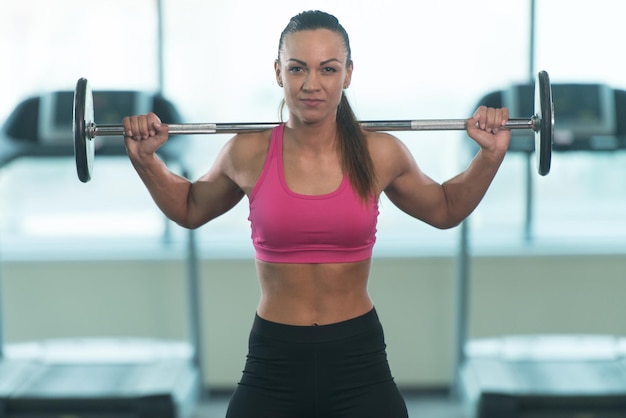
123, 10, 510, 418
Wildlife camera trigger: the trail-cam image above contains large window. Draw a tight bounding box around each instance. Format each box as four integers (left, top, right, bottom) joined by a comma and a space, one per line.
1, 0, 625, 259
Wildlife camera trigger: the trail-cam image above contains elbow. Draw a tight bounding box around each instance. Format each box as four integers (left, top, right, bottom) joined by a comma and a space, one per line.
175, 214, 212, 230
175, 220, 201, 230
430, 190, 473, 229
166, 208, 205, 230
427, 209, 468, 230
430, 219, 463, 230
175, 206, 224, 229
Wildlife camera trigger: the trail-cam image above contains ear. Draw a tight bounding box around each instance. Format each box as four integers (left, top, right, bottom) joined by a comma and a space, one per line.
343, 61, 354, 89
274, 59, 283, 87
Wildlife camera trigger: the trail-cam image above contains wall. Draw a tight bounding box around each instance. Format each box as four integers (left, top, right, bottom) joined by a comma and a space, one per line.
2, 253, 626, 390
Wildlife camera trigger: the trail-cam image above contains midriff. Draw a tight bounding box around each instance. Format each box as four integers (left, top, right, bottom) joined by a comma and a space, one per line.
255, 258, 373, 326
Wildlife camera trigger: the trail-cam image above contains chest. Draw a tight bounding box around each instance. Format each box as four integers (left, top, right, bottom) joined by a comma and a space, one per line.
282, 150, 343, 196
248, 173, 378, 255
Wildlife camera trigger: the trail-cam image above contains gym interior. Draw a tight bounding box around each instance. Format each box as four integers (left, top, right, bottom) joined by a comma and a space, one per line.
2, 1, 626, 417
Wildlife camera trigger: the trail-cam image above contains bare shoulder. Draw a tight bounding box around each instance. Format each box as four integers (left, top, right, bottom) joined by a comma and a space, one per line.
217, 129, 272, 193
365, 131, 415, 189
225, 129, 272, 159
365, 130, 408, 157
220, 131, 270, 168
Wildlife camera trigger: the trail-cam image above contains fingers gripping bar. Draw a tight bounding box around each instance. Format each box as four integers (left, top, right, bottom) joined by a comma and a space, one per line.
73, 71, 554, 182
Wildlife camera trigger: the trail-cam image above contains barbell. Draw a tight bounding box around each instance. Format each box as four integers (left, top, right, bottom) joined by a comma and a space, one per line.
73, 70, 554, 183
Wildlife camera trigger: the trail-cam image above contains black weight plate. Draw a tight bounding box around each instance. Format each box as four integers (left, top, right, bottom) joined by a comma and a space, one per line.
535, 70, 554, 176
73, 78, 95, 182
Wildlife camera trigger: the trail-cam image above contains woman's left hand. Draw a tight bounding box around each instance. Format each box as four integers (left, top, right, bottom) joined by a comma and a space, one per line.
466, 106, 511, 158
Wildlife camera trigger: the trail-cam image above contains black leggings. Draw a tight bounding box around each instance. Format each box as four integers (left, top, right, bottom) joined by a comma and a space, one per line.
225, 308, 408, 418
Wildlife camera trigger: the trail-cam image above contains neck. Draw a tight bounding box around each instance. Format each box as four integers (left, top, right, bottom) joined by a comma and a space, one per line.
285, 118, 338, 152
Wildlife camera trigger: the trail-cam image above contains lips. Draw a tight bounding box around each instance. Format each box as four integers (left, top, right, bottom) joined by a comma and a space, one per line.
300, 98, 324, 107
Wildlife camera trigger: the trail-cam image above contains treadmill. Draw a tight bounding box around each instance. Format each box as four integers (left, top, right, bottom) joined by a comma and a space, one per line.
460, 335, 626, 418
0, 90, 202, 418
0, 339, 200, 418
455, 83, 626, 418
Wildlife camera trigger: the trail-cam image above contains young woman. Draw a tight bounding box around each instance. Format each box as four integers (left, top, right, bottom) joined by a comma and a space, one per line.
123, 10, 510, 418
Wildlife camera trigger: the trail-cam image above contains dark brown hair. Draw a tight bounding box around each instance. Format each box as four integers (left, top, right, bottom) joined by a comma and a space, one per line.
277, 10, 377, 202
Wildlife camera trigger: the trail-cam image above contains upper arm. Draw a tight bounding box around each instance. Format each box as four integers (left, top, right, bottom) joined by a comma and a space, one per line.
186, 132, 268, 228
187, 168, 245, 229
183, 147, 242, 228
371, 133, 452, 228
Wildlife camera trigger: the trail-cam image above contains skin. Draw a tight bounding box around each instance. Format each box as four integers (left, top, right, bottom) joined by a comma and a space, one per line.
123, 29, 510, 326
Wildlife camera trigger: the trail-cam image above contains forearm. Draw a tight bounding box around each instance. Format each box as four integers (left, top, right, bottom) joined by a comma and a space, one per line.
129, 153, 194, 227
441, 148, 505, 226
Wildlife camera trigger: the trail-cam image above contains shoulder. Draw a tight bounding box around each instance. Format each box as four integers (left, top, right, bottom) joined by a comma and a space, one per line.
213, 129, 272, 192
365, 130, 413, 164
365, 130, 403, 148
222, 129, 272, 165
364, 130, 417, 190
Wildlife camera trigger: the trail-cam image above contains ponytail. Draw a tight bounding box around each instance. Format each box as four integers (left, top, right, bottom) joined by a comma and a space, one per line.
336, 93, 377, 202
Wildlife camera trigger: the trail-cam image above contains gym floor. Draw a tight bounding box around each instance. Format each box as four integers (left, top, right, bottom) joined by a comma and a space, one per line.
191, 390, 466, 418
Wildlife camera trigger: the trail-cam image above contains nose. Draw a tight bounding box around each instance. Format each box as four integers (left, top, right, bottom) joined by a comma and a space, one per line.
302, 71, 320, 91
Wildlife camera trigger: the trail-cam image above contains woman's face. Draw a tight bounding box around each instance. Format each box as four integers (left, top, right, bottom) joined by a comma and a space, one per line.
275, 29, 353, 125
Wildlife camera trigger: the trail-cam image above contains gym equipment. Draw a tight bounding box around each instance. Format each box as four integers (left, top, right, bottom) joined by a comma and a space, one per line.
460, 335, 626, 418
0, 338, 200, 418
73, 71, 554, 183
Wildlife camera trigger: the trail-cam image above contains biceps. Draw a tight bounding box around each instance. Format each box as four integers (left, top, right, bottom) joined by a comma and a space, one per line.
384, 169, 448, 226
188, 174, 244, 227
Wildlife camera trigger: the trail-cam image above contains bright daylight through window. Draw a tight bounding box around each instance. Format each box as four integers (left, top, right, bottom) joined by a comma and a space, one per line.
1, 1, 625, 258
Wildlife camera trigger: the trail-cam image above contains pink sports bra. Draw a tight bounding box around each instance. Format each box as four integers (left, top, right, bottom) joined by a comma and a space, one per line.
248, 124, 378, 263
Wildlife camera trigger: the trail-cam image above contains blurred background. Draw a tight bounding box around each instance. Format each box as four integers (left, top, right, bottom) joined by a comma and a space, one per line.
3, 0, 626, 255
1, 1, 626, 417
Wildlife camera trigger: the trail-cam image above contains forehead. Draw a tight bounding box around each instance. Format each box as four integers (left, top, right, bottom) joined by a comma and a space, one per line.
280, 29, 348, 61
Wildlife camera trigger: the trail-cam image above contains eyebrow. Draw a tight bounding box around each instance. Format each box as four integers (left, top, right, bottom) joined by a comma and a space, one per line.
287, 58, 343, 66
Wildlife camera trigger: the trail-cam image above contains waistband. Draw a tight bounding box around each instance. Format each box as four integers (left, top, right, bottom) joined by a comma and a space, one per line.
252, 308, 381, 344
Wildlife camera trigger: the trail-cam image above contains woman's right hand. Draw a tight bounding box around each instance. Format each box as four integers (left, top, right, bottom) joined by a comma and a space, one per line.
122, 112, 169, 160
